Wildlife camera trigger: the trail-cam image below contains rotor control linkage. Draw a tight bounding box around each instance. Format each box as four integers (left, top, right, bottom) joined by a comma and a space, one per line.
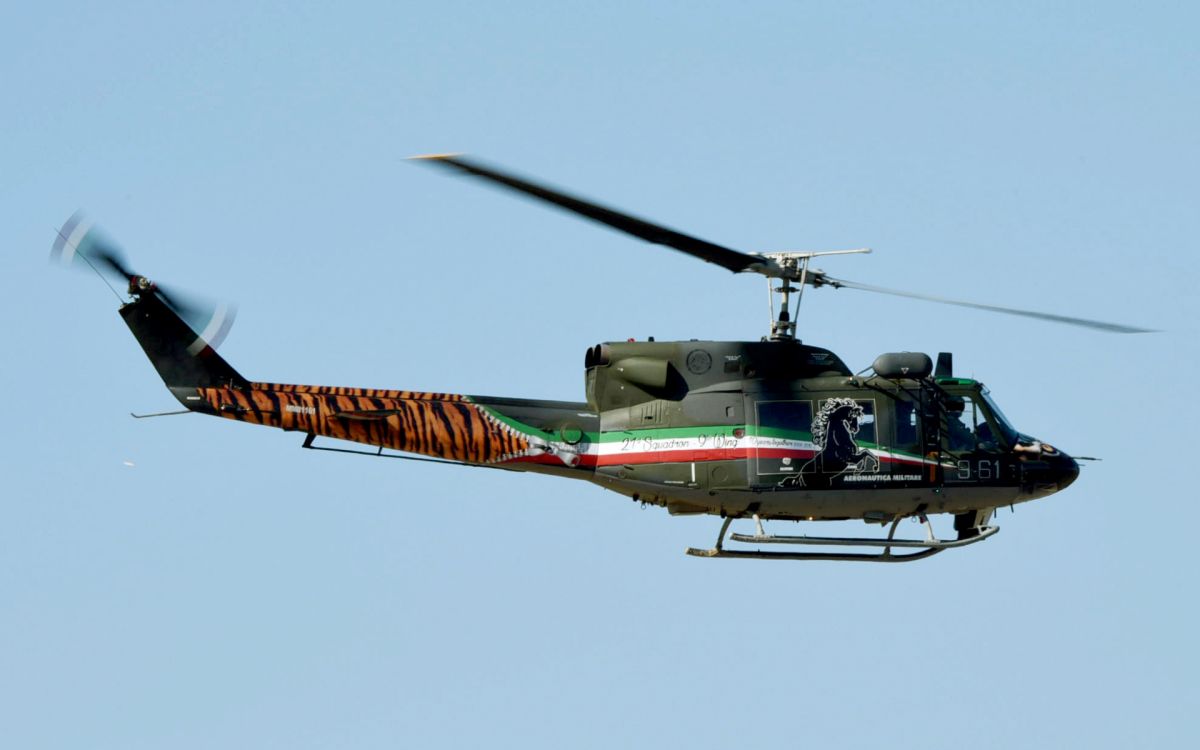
763, 249, 871, 340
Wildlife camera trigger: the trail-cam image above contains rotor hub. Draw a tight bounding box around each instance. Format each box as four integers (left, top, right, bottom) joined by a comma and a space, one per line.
128, 275, 156, 296
763, 249, 870, 340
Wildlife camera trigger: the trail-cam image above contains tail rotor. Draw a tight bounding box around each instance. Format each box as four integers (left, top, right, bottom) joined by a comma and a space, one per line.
51, 211, 238, 351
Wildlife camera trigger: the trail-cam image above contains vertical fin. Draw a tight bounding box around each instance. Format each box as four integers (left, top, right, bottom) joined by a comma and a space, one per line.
120, 293, 246, 389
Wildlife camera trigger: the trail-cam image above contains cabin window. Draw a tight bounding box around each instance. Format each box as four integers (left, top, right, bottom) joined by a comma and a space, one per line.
858, 400, 876, 445
754, 400, 813, 475
894, 399, 921, 455
815, 398, 876, 447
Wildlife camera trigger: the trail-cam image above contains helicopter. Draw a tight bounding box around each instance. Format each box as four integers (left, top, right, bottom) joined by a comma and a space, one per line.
53, 155, 1151, 562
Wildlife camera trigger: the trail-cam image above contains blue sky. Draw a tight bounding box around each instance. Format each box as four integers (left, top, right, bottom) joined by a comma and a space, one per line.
1, 2, 1196, 747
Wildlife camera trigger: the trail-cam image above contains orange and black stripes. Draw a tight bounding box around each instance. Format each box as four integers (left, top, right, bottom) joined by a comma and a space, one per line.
252, 382, 468, 402
198, 382, 531, 464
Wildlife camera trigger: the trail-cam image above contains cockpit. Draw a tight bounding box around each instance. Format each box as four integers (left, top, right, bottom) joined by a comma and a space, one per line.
940, 384, 1020, 454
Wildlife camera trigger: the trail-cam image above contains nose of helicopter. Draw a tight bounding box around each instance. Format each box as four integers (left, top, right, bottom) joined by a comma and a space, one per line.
1018, 442, 1079, 495
1055, 452, 1080, 491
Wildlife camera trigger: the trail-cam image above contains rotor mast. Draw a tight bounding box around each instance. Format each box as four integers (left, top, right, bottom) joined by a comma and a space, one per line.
764, 249, 871, 341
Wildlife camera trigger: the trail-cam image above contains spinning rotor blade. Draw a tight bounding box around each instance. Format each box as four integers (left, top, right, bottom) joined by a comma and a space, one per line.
824, 277, 1154, 333
155, 284, 239, 351
51, 210, 135, 281
411, 154, 768, 274
51, 211, 238, 350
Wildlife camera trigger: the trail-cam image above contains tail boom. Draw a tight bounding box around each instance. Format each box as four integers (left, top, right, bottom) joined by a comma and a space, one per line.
119, 292, 597, 473
191, 383, 598, 472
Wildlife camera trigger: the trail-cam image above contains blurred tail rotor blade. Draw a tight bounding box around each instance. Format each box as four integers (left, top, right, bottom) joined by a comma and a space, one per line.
51, 210, 135, 281
51, 211, 238, 351
155, 285, 238, 353
827, 277, 1156, 334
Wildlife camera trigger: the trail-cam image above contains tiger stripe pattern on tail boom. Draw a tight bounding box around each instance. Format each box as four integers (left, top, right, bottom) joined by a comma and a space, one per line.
193, 382, 592, 470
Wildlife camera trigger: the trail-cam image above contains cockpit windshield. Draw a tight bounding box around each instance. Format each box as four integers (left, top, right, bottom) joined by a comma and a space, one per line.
979, 388, 1020, 447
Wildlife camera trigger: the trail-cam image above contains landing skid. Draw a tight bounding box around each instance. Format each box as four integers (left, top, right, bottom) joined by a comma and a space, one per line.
685, 514, 999, 562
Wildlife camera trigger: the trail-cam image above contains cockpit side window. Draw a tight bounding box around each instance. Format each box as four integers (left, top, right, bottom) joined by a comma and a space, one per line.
942, 395, 995, 452
943, 390, 1014, 453
944, 395, 977, 453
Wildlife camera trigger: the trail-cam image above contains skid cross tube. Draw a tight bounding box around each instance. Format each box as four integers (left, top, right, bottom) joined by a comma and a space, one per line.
685, 514, 999, 562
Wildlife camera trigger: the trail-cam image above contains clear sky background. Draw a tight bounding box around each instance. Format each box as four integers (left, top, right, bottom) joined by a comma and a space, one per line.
1, 2, 1196, 747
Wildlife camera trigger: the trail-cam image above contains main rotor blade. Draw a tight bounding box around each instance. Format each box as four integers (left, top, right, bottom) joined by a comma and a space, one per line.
826, 277, 1155, 333
411, 154, 767, 274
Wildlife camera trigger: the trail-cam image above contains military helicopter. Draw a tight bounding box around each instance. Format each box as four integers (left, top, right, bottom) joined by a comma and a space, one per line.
53, 156, 1151, 561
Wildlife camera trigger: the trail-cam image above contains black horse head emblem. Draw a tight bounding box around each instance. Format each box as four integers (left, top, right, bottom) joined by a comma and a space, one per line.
811, 398, 879, 475
779, 398, 879, 488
